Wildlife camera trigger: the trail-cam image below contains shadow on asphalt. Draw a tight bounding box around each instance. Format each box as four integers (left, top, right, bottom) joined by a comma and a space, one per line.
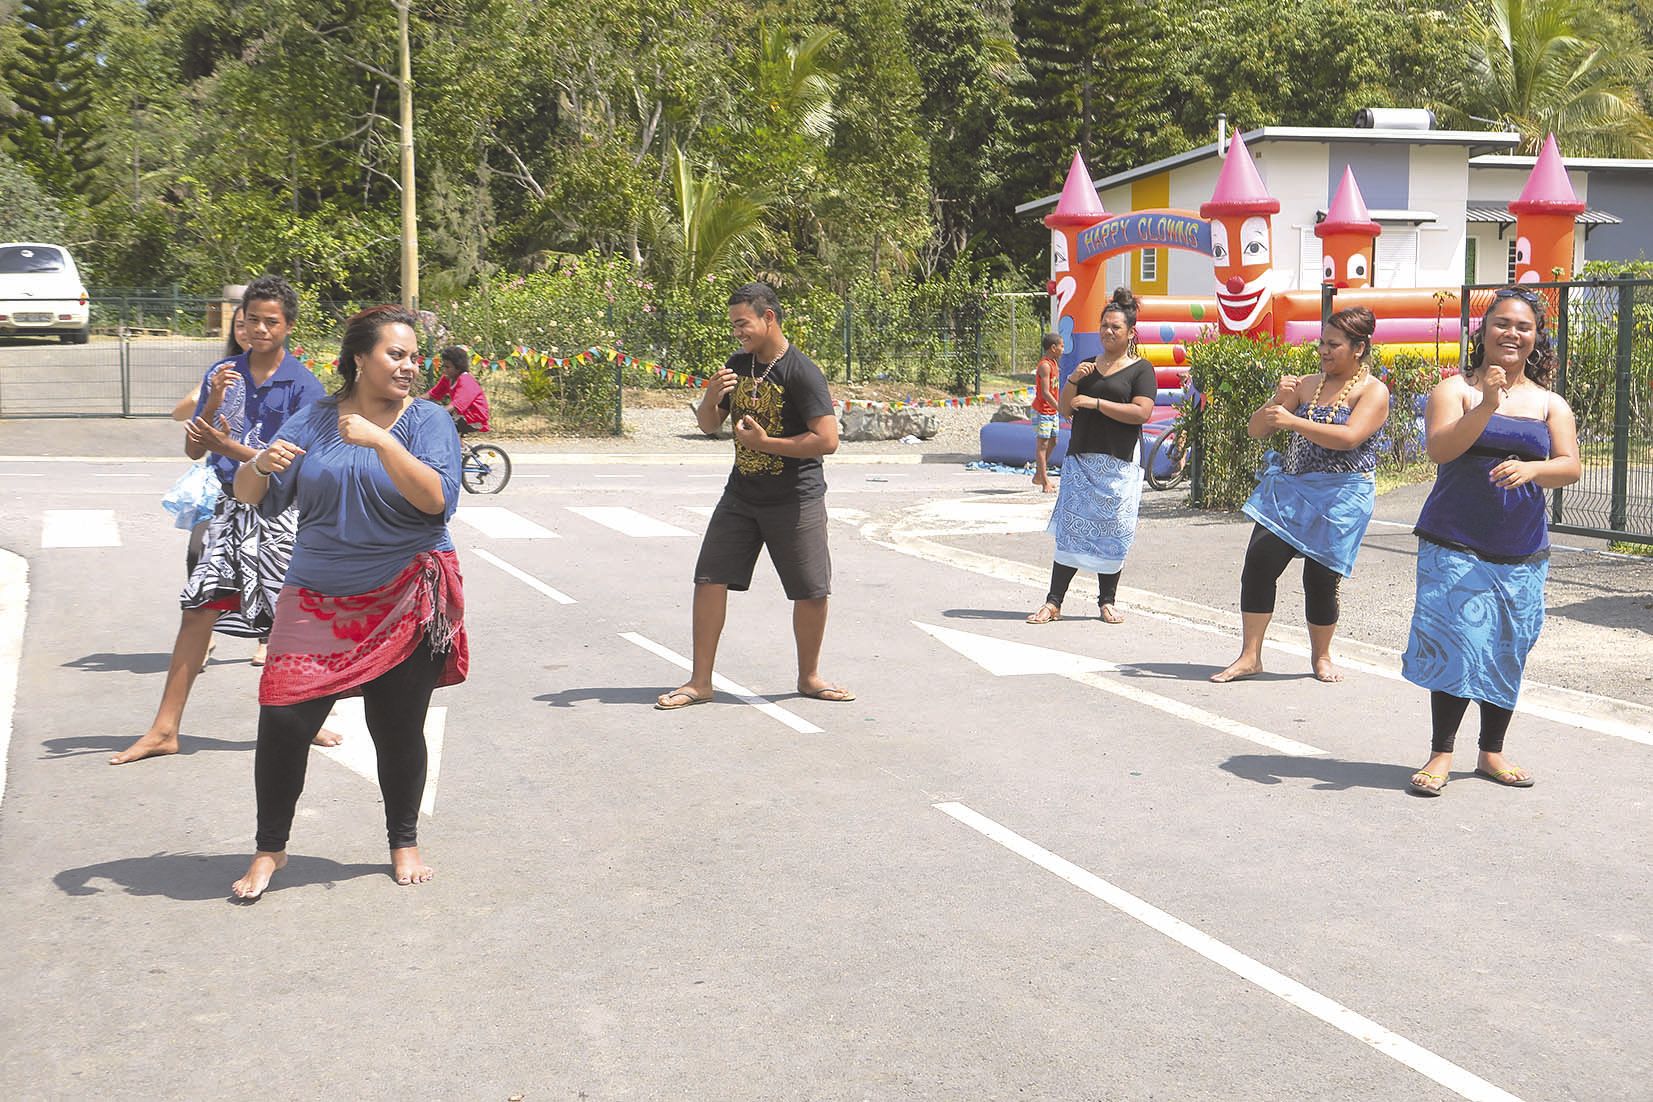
1220, 754, 1416, 792
1119, 661, 1301, 682
941, 608, 1035, 621
53, 852, 383, 901
1551, 592, 1653, 634
39, 735, 251, 759
535, 686, 674, 708
64, 651, 176, 675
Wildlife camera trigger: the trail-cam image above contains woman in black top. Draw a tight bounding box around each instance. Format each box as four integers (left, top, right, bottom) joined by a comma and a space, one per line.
1026, 288, 1158, 624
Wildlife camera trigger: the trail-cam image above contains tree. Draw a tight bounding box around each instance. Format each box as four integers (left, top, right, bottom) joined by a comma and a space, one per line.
667, 142, 771, 285
0, 149, 67, 239
4, 0, 103, 195
1454, 0, 1653, 156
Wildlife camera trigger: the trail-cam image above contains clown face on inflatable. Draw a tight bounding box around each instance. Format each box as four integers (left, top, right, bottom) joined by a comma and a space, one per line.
1199, 135, 1281, 338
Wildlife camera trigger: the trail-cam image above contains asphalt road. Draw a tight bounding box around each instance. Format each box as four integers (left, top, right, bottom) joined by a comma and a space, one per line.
0, 444, 1650, 1100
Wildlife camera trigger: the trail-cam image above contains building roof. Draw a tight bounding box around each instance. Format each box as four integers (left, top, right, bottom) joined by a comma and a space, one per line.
1470, 155, 1653, 171
1014, 126, 1523, 215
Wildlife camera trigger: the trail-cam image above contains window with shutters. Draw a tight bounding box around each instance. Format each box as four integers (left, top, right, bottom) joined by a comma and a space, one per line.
1374, 229, 1419, 288
1139, 248, 1158, 283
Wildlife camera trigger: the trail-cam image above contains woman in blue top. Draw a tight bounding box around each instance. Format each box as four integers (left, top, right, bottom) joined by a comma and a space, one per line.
229, 305, 466, 899
1403, 288, 1579, 796
1211, 306, 1389, 684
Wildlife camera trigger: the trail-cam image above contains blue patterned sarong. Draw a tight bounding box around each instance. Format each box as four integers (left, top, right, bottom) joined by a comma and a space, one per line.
1047, 450, 1142, 573
1401, 541, 1547, 711
1241, 451, 1375, 577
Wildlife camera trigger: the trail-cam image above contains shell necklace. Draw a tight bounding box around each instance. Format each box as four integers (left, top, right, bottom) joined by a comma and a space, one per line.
1307, 366, 1367, 423
752, 343, 789, 387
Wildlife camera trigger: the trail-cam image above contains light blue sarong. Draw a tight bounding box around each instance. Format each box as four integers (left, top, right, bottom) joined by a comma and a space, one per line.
1401, 541, 1547, 711
1241, 451, 1375, 578
1047, 450, 1142, 573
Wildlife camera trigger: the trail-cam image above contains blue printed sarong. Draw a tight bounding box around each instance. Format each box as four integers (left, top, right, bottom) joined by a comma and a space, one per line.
1048, 450, 1142, 573
1241, 451, 1375, 577
1401, 541, 1547, 711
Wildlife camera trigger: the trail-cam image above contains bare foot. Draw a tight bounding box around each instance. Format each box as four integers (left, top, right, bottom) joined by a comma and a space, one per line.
251, 642, 268, 667
391, 846, 433, 886
1099, 603, 1124, 624
1209, 657, 1263, 684
1312, 656, 1344, 683
311, 727, 343, 747
231, 851, 288, 900
1043, 482, 1056, 493
110, 729, 179, 765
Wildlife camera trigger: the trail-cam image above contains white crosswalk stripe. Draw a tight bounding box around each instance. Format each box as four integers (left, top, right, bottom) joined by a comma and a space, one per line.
454, 506, 559, 540
566, 506, 693, 538
40, 510, 121, 548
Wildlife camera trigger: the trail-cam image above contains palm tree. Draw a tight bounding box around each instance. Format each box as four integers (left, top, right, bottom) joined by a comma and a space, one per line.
1457, 0, 1653, 156
669, 143, 772, 286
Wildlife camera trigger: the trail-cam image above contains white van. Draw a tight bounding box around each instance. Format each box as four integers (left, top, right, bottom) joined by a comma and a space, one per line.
0, 242, 90, 343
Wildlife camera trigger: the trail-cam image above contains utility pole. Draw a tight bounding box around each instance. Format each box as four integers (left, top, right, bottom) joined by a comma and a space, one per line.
397, 0, 419, 312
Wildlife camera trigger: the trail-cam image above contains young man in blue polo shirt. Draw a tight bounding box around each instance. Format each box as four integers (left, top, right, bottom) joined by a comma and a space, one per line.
113, 275, 326, 765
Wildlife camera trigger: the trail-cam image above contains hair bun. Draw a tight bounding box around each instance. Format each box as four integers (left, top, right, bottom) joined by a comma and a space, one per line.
1111, 287, 1140, 310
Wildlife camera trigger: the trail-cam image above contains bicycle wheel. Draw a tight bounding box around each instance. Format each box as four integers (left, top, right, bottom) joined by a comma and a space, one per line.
1145, 428, 1188, 492
462, 444, 512, 494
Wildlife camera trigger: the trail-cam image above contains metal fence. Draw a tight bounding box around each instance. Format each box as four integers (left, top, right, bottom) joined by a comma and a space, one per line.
1461, 279, 1653, 544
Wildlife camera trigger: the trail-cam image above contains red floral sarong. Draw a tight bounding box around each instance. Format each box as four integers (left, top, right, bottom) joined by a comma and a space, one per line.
259, 550, 468, 706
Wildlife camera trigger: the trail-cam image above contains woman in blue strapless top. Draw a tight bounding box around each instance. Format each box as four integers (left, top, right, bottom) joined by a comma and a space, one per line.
1402, 288, 1581, 797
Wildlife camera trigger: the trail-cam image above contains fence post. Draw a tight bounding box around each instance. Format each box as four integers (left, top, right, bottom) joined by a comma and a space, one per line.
1458, 283, 1471, 372
1319, 281, 1335, 327
1610, 279, 1634, 533
1551, 283, 1571, 525
1009, 296, 1018, 375
974, 308, 983, 396
1188, 400, 1204, 508
842, 300, 853, 384
119, 329, 132, 417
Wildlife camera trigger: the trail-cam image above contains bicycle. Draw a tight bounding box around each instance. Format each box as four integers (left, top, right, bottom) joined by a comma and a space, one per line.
460, 438, 512, 494
1145, 421, 1190, 491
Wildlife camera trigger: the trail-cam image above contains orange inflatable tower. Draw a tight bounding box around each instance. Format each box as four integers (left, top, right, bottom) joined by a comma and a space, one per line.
1315, 167, 1380, 289
1199, 133, 1280, 337
1043, 152, 1111, 372
1508, 133, 1585, 284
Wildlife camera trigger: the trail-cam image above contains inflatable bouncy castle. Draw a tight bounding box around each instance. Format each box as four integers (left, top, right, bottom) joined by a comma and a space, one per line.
980, 131, 1587, 469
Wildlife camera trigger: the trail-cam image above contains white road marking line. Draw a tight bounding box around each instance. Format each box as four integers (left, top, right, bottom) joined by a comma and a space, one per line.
873, 525, 1653, 747
0, 551, 26, 813
594, 474, 644, 479
618, 631, 822, 735
40, 509, 120, 548
567, 506, 693, 538
914, 622, 1326, 757
471, 547, 576, 604
91, 473, 148, 478
316, 701, 447, 816
454, 506, 559, 540
936, 802, 1524, 1102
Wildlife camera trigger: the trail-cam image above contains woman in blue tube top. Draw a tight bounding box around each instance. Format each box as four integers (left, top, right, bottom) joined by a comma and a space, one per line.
1211, 306, 1390, 685
1403, 288, 1580, 797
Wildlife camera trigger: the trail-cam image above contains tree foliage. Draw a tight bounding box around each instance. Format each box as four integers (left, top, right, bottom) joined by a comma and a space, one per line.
2, 0, 1648, 302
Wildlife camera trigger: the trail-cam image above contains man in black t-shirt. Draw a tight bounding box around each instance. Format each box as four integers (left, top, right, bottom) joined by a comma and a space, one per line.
656, 282, 856, 710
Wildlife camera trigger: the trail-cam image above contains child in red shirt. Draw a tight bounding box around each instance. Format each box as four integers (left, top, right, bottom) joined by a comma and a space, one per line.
429, 346, 492, 433
1032, 332, 1063, 492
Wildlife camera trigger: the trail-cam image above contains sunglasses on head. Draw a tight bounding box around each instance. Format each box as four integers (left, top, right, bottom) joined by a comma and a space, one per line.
1494, 287, 1541, 305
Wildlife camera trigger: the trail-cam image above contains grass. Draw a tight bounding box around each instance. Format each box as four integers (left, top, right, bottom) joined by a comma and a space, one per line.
1609, 541, 1653, 556
1375, 462, 1436, 496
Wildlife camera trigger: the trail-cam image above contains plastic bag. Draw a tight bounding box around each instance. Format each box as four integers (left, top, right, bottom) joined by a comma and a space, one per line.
162, 462, 221, 530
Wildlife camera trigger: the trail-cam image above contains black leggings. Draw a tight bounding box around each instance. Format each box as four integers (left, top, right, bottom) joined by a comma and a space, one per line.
254, 636, 445, 852
1430, 691, 1515, 754
1239, 525, 1341, 626
1048, 562, 1121, 607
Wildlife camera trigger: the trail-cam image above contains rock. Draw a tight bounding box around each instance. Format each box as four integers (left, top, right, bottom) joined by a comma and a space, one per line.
992, 402, 1032, 422
839, 407, 940, 442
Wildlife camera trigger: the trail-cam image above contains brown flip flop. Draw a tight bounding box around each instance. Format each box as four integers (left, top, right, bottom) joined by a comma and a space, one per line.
655, 688, 711, 710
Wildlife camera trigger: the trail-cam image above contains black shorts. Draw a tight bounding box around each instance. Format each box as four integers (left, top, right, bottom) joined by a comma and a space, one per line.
694, 493, 831, 600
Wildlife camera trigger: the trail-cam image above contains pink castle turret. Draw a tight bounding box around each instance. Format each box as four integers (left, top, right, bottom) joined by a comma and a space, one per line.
1315, 166, 1381, 288
1507, 133, 1585, 283
1199, 133, 1280, 336
1043, 152, 1111, 370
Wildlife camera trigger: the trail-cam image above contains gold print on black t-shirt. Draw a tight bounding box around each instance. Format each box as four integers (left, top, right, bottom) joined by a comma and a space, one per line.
732, 376, 785, 476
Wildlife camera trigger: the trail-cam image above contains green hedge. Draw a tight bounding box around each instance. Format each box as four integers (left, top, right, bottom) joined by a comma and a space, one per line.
1181, 336, 1435, 510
